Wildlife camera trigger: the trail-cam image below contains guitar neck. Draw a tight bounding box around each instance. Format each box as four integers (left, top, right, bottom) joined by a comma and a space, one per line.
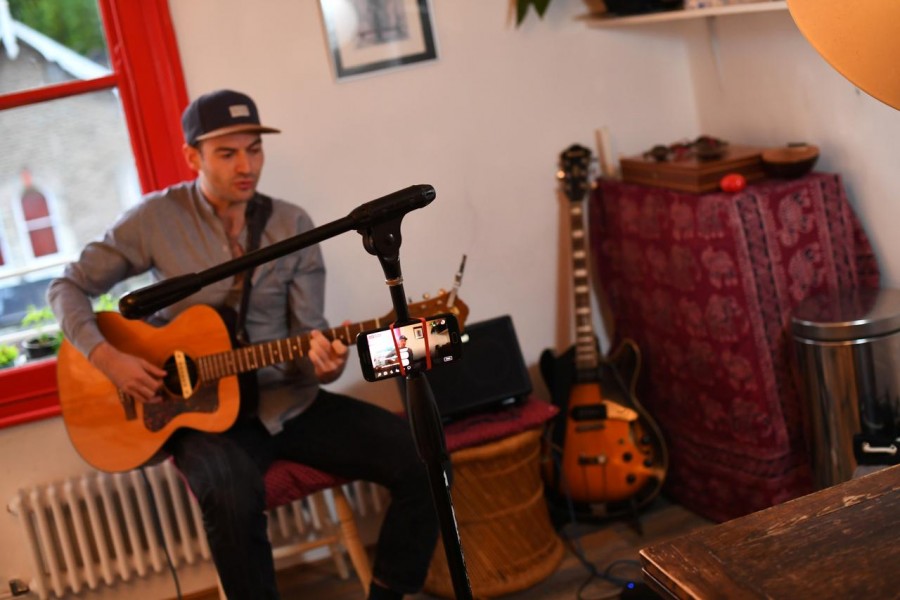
559, 143, 600, 381
569, 201, 599, 379
197, 318, 382, 381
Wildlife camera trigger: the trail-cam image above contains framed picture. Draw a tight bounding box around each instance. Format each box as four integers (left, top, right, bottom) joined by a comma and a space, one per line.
320, 0, 438, 80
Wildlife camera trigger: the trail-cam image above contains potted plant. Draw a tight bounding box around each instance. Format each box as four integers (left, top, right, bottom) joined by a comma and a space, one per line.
516, 0, 552, 25
21, 305, 63, 360
0, 343, 19, 369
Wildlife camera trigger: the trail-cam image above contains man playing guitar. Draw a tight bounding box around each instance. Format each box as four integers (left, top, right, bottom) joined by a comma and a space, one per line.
48, 89, 437, 600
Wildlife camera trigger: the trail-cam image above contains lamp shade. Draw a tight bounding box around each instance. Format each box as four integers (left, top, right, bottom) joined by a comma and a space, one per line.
787, 0, 900, 110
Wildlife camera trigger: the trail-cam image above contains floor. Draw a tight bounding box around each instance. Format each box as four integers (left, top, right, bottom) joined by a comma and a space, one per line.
188, 496, 712, 600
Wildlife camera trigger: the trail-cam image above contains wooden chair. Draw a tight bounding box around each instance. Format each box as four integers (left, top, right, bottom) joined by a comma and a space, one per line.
217, 460, 373, 598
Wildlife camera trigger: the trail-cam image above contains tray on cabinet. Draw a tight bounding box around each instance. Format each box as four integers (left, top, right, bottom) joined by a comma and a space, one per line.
619, 145, 766, 193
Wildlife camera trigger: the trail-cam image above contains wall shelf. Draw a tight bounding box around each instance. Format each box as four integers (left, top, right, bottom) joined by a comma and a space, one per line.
580, 1, 787, 28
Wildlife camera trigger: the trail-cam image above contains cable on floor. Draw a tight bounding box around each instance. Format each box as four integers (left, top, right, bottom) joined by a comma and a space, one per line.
545, 436, 644, 600
141, 467, 183, 600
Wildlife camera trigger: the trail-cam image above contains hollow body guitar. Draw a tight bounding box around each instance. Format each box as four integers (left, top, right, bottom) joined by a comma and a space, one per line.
542, 144, 668, 511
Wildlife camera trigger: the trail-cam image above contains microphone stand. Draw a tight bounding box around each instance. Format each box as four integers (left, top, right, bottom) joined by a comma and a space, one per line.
359, 218, 473, 600
119, 185, 473, 599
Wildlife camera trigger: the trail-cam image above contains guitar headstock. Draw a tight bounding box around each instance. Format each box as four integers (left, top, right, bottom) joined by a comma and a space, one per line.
386, 291, 470, 331
558, 144, 594, 203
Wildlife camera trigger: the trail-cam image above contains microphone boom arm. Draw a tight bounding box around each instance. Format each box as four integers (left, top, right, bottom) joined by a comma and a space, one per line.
119, 184, 435, 319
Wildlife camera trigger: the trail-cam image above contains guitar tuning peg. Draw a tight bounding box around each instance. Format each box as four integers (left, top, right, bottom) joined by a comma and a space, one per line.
422, 293, 431, 300
438, 288, 446, 295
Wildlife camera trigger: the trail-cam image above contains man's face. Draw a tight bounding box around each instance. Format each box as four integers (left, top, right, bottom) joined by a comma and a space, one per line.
185, 132, 264, 207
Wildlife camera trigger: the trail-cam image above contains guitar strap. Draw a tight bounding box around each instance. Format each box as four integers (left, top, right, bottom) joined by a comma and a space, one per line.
235, 193, 273, 345
233, 193, 273, 419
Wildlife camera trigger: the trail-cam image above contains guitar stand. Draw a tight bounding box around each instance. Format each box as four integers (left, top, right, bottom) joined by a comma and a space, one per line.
623, 497, 644, 536
359, 218, 474, 600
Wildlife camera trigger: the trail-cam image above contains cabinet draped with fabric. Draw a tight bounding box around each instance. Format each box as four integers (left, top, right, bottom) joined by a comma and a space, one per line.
588, 172, 880, 521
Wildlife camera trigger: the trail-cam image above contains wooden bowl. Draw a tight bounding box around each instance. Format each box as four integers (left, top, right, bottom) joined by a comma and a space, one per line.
762, 144, 819, 179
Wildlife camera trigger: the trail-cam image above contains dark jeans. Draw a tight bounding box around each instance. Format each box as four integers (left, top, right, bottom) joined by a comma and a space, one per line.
166, 389, 439, 599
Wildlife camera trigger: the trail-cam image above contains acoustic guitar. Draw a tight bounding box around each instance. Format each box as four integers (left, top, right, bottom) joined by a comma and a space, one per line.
57, 292, 468, 473
541, 143, 667, 508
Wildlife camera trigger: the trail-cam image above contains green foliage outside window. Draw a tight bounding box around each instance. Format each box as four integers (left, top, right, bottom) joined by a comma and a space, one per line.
8, 0, 106, 60
93, 293, 117, 312
0, 343, 19, 368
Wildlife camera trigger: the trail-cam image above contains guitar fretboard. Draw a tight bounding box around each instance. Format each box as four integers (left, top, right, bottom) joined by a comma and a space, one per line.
569, 202, 599, 378
195, 318, 386, 382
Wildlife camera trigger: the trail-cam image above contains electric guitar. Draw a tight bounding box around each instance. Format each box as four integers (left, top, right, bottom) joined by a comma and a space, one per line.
57, 292, 469, 473
541, 144, 667, 508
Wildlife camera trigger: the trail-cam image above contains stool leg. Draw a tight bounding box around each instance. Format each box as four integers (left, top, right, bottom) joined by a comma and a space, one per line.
333, 486, 373, 594
309, 492, 351, 580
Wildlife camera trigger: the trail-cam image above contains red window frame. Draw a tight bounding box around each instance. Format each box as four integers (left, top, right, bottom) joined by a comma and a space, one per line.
0, 0, 192, 429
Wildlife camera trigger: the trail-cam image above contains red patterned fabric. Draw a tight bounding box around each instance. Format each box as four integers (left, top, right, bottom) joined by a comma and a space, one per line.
441, 396, 558, 453
264, 461, 350, 510
264, 397, 557, 509
589, 173, 880, 522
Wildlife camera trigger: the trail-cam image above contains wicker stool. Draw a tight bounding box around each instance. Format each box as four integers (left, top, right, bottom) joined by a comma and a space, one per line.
424, 427, 564, 598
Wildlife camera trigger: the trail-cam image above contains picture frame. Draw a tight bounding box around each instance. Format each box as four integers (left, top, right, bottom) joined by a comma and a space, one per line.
320, 0, 438, 80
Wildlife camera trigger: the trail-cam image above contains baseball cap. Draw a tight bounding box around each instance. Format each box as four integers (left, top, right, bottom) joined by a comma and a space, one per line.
788, 0, 900, 110
181, 89, 281, 145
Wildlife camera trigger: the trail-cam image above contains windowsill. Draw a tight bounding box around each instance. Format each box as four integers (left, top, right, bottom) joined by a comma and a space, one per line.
0, 358, 60, 428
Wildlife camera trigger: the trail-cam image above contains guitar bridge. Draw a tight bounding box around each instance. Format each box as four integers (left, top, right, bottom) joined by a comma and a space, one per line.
575, 423, 605, 433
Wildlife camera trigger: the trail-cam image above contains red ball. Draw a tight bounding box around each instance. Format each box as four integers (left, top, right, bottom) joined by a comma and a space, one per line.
720, 173, 747, 193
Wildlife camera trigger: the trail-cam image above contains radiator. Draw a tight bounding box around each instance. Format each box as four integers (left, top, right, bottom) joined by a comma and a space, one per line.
8, 461, 384, 600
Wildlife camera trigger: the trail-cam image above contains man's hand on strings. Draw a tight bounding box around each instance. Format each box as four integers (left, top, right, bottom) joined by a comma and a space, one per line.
89, 341, 167, 403
309, 324, 349, 384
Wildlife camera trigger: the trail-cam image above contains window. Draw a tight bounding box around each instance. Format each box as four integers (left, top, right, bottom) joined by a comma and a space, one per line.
0, 0, 191, 428
19, 175, 59, 259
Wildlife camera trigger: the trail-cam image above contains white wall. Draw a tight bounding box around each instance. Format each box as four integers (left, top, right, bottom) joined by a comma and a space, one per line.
166, 0, 699, 407
681, 9, 900, 284
8, 2, 900, 597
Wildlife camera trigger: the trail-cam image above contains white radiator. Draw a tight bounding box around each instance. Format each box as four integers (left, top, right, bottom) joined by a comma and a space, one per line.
8, 461, 384, 600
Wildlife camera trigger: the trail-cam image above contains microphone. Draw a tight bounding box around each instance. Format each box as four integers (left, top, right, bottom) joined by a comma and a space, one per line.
349, 184, 436, 229
119, 274, 202, 319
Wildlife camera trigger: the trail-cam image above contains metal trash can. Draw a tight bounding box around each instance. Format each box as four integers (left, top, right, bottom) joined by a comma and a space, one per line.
791, 288, 900, 489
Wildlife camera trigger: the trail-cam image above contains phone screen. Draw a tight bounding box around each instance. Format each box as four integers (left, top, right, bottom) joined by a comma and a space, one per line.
357, 314, 461, 381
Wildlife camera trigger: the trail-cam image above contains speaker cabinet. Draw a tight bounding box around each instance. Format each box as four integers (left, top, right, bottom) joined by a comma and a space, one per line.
425, 315, 532, 422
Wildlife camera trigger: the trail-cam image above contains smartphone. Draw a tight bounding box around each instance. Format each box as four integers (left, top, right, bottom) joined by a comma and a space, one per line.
356, 313, 463, 381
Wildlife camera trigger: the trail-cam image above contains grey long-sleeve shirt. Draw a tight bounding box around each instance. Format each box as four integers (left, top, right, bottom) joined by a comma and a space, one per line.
48, 180, 329, 433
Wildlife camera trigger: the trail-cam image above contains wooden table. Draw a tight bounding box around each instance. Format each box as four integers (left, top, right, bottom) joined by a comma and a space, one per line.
639, 465, 900, 599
